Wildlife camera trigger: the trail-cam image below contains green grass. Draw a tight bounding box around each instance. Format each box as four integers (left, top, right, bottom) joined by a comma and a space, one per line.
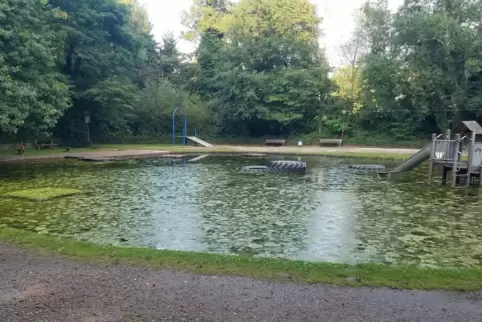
2, 188, 82, 201
0, 227, 481, 291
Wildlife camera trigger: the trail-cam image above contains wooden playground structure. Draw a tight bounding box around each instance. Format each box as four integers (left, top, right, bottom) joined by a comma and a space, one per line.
428, 121, 482, 188
380, 121, 482, 188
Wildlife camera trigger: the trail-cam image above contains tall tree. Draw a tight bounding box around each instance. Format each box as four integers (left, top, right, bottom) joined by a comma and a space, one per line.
158, 33, 182, 82
50, 0, 157, 144
194, 0, 332, 136
0, 0, 70, 135
181, 0, 231, 42
118, 0, 151, 34
391, 0, 482, 130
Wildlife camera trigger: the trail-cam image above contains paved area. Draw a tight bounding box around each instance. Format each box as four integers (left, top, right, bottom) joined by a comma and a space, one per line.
0, 150, 169, 162
214, 145, 419, 155
0, 244, 481, 322
0, 145, 419, 163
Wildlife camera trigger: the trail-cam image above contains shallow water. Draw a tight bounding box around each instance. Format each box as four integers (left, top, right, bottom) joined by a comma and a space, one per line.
0, 156, 481, 268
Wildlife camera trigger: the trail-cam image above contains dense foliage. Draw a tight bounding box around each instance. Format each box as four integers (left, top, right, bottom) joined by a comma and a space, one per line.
335, 0, 482, 140
1, 0, 482, 145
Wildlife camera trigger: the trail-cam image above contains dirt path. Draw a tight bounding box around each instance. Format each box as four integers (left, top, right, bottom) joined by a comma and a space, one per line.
0, 244, 480, 322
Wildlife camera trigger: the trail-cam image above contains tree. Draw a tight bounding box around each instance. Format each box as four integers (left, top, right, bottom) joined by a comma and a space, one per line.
181, 0, 232, 42
360, 0, 391, 55
203, 5, 331, 135
133, 79, 213, 137
50, 0, 158, 143
0, 0, 70, 135
332, 66, 364, 111
118, 0, 151, 34
230, 0, 320, 42
158, 33, 182, 82
188, 0, 332, 136
390, 0, 482, 130
337, 7, 369, 125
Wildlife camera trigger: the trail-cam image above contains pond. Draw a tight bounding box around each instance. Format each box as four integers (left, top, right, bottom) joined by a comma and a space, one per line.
0, 155, 481, 268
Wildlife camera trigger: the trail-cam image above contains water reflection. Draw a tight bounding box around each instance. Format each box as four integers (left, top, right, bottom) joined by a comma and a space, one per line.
0, 156, 481, 268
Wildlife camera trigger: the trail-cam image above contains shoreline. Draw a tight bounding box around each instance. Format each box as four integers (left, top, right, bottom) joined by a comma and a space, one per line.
1, 227, 481, 292
0, 144, 418, 163
2, 241, 480, 322
2, 144, 479, 293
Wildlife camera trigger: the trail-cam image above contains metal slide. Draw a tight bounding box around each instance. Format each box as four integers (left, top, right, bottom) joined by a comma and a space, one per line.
186, 136, 214, 147
389, 143, 433, 173
188, 155, 209, 162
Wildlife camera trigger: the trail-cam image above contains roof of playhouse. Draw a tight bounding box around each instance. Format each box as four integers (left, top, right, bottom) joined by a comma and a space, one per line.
452, 121, 482, 135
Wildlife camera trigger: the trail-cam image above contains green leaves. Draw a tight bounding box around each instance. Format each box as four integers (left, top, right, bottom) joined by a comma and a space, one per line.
0, 0, 70, 134
187, 0, 332, 136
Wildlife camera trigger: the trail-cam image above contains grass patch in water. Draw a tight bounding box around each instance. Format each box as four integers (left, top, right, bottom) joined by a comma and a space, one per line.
2, 188, 82, 201
0, 227, 481, 291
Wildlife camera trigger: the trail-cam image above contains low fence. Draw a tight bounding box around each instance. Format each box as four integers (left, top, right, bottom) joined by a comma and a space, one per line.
433, 140, 457, 161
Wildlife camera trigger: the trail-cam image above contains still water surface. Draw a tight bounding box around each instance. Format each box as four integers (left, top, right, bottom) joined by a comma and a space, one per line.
0, 156, 481, 268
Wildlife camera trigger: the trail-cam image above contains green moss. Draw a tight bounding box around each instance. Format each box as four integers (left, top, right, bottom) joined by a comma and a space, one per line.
0, 227, 481, 291
3, 188, 82, 201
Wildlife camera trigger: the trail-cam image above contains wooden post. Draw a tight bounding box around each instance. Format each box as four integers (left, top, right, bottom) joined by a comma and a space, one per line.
445, 129, 452, 159
466, 131, 476, 187
445, 129, 452, 140
442, 167, 448, 185
428, 133, 437, 185
451, 134, 461, 188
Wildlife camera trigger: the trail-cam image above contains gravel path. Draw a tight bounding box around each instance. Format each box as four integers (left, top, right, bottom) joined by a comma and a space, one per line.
0, 244, 481, 322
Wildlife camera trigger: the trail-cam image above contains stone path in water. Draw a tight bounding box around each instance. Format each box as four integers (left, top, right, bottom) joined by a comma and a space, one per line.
0, 244, 481, 322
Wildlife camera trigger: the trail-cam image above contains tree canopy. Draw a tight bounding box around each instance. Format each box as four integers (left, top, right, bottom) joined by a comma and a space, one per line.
1, 0, 482, 145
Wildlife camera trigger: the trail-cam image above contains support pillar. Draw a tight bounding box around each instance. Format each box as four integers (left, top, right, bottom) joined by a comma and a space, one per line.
466, 131, 476, 188
183, 115, 188, 146
428, 133, 437, 185
442, 167, 448, 185
451, 134, 461, 188
172, 106, 182, 146
445, 129, 452, 140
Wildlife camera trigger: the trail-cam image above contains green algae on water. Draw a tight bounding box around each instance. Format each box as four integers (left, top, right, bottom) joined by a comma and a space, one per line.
2, 188, 82, 202
0, 157, 482, 268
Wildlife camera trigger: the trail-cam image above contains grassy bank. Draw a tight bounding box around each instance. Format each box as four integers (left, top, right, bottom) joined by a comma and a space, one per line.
1, 227, 481, 291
